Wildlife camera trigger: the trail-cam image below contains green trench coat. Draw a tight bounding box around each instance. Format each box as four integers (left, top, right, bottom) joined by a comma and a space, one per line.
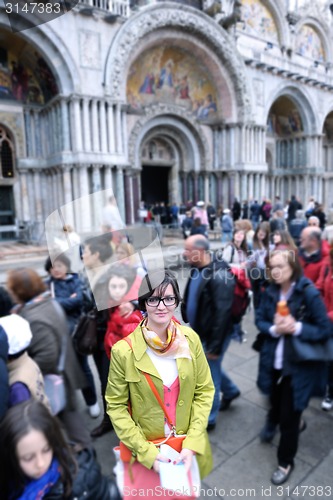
105, 324, 214, 478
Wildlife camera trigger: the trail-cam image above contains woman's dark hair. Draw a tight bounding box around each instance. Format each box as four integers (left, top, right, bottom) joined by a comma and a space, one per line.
232, 228, 247, 253
0, 286, 14, 317
138, 269, 181, 312
268, 247, 303, 283
253, 221, 270, 250
84, 234, 113, 263
0, 401, 75, 498
106, 265, 136, 298
6, 268, 46, 303
273, 229, 297, 250
44, 254, 71, 274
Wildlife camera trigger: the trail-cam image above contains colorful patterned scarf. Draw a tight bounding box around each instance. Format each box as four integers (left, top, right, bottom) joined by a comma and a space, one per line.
141, 319, 191, 359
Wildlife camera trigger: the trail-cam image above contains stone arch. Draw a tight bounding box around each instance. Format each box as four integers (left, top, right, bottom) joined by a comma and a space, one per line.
104, 3, 252, 122
294, 18, 332, 62
0, 21, 79, 95
265, 84, 318, 135
128, 104, 210, 171
246, 0, 291, 49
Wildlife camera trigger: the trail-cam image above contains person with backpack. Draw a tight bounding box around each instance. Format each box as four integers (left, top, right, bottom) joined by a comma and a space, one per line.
182, 235, 238, 430
222, 229, 251, 344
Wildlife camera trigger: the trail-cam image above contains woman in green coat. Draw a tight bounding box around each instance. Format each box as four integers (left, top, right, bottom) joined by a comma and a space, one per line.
106, 270, 214, 482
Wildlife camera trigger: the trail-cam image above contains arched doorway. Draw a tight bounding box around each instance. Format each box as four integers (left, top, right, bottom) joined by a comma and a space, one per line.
140, 138, 175, 205
0, 126, 16, 240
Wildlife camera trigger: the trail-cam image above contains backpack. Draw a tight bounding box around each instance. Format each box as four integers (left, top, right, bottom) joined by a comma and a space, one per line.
229, 246, 251, 321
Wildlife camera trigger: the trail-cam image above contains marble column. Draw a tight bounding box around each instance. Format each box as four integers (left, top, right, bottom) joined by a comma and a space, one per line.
33, 170, 43, 221
122, 109, 128, 160
60, 99, 70, 151
78, 166, 92, 232
82, 99, 91, 152
204, 173, 209, 202
241, 173, 248, 203
24, 110, 33, 158
99, 102, 108, 153
116, 167, 125, 223
107, 103, 116, 153
72, 98, 83, 152
193, 174, 198, 204
91, 100, 100, 152
116, 104, 123, 154
104, 165, 113, 192
124, 172, 132, 225
228, 174, 235, 207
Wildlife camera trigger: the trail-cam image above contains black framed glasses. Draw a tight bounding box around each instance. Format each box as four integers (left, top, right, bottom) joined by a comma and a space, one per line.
146, 296, 177, 308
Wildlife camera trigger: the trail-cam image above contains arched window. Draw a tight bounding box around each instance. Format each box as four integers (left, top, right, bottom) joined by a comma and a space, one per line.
0, 127, 14, 178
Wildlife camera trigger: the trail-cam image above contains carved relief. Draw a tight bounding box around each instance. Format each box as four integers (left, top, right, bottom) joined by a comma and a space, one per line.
79, 31, 101, 70
105, 4, 251, 121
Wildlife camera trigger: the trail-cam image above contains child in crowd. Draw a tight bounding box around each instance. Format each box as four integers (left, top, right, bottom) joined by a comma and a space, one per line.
104, 265, 143, 359
0, 400, 120, 499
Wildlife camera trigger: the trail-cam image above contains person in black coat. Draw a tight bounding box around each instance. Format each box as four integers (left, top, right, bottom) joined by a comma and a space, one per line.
0, 287, 12, 420
182, 235, 237, 429
255, 247, 331, 485
232, 198, 241, 221
287, 195, 302, 226
45, 255, 100, 420
0, 326, 9, 421
0, 400, 120, 500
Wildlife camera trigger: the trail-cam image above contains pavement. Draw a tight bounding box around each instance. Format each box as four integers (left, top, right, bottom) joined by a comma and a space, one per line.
1, 233, 333, 499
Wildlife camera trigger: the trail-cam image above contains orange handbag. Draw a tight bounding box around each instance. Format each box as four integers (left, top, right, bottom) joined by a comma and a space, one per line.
119, 337, 186, 463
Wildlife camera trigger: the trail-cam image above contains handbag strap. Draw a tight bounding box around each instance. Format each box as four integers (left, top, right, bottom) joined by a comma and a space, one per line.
52, 300, 68, 373
123, 337, 176, 431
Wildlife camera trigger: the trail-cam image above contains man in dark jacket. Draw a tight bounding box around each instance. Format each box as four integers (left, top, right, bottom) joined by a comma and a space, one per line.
232, 198, 241, 221
250, 200, 261, 230
287, 195, 302, 227
0, 326, 9, 421
182, 235, 238, 430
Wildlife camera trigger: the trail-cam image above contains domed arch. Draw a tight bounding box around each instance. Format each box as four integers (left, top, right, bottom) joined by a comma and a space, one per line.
0, 19, 80, 95
240, 0, 291, 49
293, 18, 331, 63
104, 2, 252, 122
266, 84, 318, 135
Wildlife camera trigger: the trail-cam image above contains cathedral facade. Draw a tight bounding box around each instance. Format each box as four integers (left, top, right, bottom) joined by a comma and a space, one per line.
0, 0, 333, 236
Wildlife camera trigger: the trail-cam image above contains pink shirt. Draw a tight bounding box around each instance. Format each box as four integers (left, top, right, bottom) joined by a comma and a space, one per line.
163, 377, 180, 431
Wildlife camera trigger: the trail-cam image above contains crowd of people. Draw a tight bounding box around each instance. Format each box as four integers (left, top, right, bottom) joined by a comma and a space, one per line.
0, 192, 332, 496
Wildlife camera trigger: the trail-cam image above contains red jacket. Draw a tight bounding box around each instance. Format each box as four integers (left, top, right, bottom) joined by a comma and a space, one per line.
316, 259, 333, 322
104, 308, 142, 358
298, 242, 329, 286
104, 273, 143, 358
230, 267, 251, 297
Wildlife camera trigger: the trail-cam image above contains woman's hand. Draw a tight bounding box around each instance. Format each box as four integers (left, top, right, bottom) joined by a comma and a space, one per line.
274, 313, 296, 334
174, 448, 194, 473
152, 453, 171, 473
118, 301, 135, 318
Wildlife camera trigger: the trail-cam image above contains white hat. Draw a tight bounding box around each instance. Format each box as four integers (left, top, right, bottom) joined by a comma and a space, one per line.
196, 201, 205, 207
223, 208, 231, 214
0, 315, 32, 355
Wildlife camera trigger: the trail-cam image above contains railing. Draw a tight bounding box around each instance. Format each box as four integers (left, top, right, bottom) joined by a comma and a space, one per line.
17, 220, 45, 246
78, 0, 130, 16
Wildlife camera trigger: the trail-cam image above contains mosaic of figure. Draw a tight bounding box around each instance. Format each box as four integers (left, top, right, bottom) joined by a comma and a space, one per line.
240, 0, 278, 42
0, 40, 58, 104
295, 25, 325, 62
267, 108, 303, 137
127, 46, 219, 120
